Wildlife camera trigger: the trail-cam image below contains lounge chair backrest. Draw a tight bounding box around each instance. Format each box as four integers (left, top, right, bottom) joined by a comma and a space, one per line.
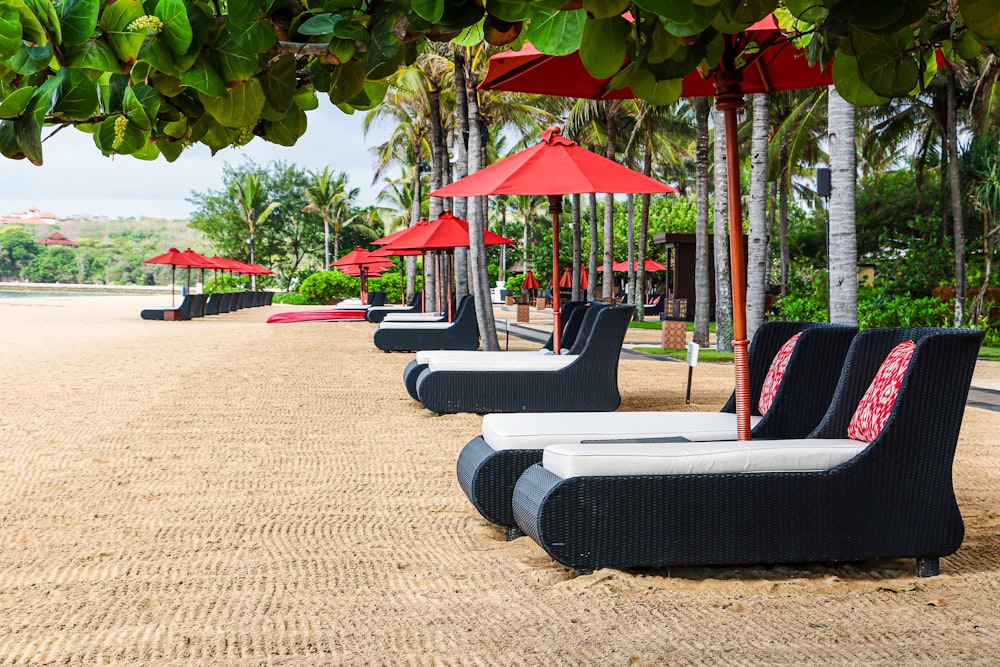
721, 321, 830, 416
368, 292, 387, 307
564, 303, 610, 355
810, 327, 983, 443
747, 323, 858, 439
409, 290, 423, 310
541, 301, 588, 351
573, 305, 632, 360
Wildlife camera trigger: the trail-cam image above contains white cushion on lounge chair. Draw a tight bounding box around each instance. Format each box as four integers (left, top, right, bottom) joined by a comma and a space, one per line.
427, 353, 577, 372
543, 438, 868, 479
416, 349, 560, 364
382, 312, 444, 322
379, 320, 454, 330
482, 411, 762, 451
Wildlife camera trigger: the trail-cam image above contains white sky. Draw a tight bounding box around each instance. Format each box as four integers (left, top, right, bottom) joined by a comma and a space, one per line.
0, 100, 391, 220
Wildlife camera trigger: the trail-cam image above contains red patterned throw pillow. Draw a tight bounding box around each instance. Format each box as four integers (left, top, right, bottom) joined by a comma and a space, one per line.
847, 339, 916, 442
757, 332, 803, 415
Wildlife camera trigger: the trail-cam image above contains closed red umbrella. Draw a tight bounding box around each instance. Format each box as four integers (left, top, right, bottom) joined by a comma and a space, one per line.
521, 270, 540, 290
431, 127, 675, 353
481, 15, 833, 440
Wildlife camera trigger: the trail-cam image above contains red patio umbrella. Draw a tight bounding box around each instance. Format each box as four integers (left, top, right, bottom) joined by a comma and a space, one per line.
332, 247, 394, 304
143, 247, 199, 306
385, 210, 514, 320
482, 15, 833, 439
431, 127, 676, 353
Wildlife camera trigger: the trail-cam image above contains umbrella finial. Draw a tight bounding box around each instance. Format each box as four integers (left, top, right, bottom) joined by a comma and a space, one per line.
541, 126, 576, 147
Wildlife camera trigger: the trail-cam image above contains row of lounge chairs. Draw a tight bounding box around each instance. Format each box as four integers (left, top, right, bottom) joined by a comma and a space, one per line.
454, 323, 982, 577
140, 291, 274, 320
367, 291, 981, 577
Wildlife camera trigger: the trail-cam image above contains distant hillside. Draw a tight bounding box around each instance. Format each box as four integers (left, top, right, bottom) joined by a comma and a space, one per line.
44, 217, 209, 253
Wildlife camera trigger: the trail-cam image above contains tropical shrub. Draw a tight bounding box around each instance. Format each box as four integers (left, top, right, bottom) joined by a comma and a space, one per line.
504, 273, 525, 295
272, 292, 312, 305
298, 270, 359, 303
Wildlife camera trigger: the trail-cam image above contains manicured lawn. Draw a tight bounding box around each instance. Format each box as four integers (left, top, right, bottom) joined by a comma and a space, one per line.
629, 320, 716, 333
632, 347, 735, 362
978, 346, 1000, 359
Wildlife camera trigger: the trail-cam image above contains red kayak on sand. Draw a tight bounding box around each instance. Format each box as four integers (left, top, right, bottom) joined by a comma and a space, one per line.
266, 310, 367, 324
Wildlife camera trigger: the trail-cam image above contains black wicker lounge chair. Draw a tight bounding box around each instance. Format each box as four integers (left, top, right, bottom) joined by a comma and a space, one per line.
366, 291, 424, 323
203, 292, 222, 315
141, 294, 197, 321
512, 327, 983, 577
456, 321, 857, 535
373, 295, 479, 352
415, 304, 633, 415
401, 301, 600, 402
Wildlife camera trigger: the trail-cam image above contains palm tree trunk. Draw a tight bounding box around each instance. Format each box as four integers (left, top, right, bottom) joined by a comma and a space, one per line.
626, 193, 636, 313
323, 218, 331, 269
779, 144, 791, 296
747, 94, 769, 339
602, 108, 617, 301
945, 65, 967, 326
466, 69, 499, 350
713, 108, 733, 353
453, 47, 470, 299
428, 89, 444, 220
588, 192, 599, 297
571, 193, 582, 301
827, 86, 858, 326
638, 142, 652, 320
693, 97, 711, 347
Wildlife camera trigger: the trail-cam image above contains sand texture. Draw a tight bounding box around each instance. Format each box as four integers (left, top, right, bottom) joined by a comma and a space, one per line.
1, 295, 999, 665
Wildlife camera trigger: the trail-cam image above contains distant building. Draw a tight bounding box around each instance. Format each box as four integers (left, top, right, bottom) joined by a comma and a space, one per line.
0, 207, 62, 226
38, 231, 79, 247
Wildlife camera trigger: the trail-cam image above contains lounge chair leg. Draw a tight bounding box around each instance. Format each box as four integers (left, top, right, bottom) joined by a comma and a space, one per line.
577, 568, 593, 576
505, 526, 524, 541
915, 558, 940, 578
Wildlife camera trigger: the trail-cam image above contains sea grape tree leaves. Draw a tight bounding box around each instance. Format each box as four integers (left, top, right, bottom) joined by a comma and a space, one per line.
580, 15, 628, 79
99, 0, 145, 68
959, 0, 1000, 41
200, 78, 266, 128
525, 7, 584, 55
57, 0, 99, 47
851, 28, 919, 98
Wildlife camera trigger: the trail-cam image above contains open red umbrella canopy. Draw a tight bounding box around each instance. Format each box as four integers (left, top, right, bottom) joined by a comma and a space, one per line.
143, 247, 197, 268
386, 210, 514, 252
143, 248, 200, 306
482, 16, 832, 439
431, 127, 675, 353
480, 16, 832, 101
431, 127, 676, 199
331, 247, 389, 269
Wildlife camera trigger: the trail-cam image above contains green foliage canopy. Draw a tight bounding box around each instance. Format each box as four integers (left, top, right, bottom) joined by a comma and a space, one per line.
0, 1, 992, 165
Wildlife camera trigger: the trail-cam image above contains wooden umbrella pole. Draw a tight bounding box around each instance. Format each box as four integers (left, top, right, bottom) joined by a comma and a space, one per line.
448, 250, 454, 322
548, 195, 563, 354
717, 72, 751, 441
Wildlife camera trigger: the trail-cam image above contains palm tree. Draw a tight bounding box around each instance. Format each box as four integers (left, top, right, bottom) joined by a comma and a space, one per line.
828, 86, 858, 325
232, 173, 279, 290
747, 94, 770, 339
302, 168, 367, 267
693, 97, 712, 346
713, 108, 733, 352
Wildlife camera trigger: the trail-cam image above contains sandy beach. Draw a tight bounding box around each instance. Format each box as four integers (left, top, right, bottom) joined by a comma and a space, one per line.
1, 294, 999, 665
